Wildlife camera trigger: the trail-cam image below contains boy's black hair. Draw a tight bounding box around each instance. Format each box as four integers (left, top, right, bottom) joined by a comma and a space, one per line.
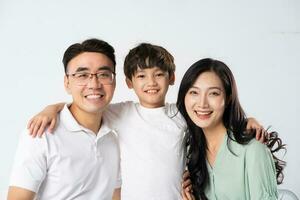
124, 43, 175, 80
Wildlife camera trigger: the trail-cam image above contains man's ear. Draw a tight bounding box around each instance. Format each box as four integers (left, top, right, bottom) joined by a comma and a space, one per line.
125, 78, 133, 89
169, 72, 175, 85
64, 76, 71, 94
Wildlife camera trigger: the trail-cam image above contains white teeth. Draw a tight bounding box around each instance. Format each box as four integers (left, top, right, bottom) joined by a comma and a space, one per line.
86, 94, 102, 99
146, 90, 158, 93
195, 111, 211, 115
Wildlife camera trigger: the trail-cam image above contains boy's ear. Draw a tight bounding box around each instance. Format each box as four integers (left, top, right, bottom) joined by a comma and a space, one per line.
125, 78, 133, 89
64, 76, 72, 94
169, 72, 175, 85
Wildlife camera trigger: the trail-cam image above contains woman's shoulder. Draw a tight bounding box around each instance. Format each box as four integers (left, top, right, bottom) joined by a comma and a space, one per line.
244, 139, 271, 160
227, 133, 268, 156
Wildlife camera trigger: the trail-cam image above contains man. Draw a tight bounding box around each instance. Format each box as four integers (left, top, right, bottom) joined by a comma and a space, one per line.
8, 38, 121, 200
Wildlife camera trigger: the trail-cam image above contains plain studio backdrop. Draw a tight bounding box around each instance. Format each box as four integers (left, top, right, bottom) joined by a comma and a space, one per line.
0, 0, 299, 197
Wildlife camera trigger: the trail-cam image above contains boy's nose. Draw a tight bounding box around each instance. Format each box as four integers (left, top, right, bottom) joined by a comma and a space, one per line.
148, 76, 158, 85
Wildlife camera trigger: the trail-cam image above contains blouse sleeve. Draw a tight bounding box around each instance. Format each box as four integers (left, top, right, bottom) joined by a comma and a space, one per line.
245, 140, 278, 199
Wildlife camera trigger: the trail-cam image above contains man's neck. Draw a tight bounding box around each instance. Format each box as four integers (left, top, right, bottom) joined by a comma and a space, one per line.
69, 104, 102, 135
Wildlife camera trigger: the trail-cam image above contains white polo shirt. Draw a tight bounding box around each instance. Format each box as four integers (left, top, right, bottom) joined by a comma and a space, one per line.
10, 105, 120, 200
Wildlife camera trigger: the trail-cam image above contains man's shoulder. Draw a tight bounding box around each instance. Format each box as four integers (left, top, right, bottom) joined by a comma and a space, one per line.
19, 128, 48, 143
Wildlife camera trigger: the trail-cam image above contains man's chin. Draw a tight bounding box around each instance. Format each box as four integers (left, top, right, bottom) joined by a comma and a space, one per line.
81, 103, 107, 114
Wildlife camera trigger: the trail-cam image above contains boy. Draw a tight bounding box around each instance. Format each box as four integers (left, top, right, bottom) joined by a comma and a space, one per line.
27, 43, 263, 200
8, 39, 121, 200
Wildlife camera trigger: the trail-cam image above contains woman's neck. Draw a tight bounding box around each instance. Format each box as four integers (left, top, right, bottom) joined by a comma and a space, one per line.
203, 124, 227, 153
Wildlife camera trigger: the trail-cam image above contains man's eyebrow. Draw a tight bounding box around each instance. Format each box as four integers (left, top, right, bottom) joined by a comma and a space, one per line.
75, 67, 89, 72
74, 66, 114, 72
97, 66, 114, 72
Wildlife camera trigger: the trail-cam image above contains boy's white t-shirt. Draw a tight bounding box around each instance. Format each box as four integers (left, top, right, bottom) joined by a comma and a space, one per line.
104, 101, 186, 200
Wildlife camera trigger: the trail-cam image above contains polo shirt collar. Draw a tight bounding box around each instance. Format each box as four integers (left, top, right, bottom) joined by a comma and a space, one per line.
60, 105, 82, 132
60, 105, 116, 138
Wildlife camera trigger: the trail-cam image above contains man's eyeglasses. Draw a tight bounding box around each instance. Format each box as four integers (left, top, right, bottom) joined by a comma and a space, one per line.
67, 71, 115, 86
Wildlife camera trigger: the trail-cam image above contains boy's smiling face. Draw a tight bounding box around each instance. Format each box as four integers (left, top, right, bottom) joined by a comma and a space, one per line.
126, 67, 175, 108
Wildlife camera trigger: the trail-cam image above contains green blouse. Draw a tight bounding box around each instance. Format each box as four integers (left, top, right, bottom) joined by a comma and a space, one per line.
205, 133, 278, 200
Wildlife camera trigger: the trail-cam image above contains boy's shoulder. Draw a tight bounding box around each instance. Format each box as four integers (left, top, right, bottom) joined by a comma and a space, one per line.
164, 102, 178, 115
164, 102, 187, 129
106, 101, 135, 113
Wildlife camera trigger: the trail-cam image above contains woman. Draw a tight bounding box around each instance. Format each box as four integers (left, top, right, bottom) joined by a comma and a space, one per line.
177, 58, 285, 200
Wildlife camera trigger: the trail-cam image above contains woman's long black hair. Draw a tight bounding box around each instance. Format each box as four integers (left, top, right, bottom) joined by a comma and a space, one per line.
176, 58, 286, 200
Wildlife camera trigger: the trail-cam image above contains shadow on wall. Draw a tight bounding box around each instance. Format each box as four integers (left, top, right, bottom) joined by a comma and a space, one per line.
0, 189, 7, 199
279, 189, 299, 200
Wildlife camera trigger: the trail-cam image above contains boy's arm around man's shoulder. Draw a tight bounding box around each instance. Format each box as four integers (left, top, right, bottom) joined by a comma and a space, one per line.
27, 102, 65, 137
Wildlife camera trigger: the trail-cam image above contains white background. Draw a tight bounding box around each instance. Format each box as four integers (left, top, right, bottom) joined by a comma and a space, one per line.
0, 0, 299, 197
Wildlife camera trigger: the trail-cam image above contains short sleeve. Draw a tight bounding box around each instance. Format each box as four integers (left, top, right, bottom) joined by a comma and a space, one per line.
9, 128, 48, 193
115, 166, 122, 189
245, 140, 278, 199
167, 103, 187, 130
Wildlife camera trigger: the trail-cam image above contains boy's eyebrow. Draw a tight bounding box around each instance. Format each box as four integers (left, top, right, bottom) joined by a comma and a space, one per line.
135, 67, 164, 73
135, 69, 145, 74
136, 68, 144, 72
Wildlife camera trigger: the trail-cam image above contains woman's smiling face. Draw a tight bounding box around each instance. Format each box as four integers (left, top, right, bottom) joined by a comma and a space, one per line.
184, 71, 226, 131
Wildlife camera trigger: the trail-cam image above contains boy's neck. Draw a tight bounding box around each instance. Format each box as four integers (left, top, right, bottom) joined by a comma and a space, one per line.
139, 101, 165, 109
69, 104, 102, 135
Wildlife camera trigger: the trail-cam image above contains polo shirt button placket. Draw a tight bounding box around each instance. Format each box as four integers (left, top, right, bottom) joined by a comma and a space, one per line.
94, 141, 102, 160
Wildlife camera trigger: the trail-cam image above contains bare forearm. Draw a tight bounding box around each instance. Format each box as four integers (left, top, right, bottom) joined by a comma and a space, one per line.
112, 188, 121, 200
46, 102, 65, 113
7, 186, 35, 200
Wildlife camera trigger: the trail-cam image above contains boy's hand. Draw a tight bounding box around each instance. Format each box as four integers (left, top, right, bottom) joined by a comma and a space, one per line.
247, 117, 266, 143
181, 170, 195, 200
182, 189, 195, 200
27, 103, 65, 137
